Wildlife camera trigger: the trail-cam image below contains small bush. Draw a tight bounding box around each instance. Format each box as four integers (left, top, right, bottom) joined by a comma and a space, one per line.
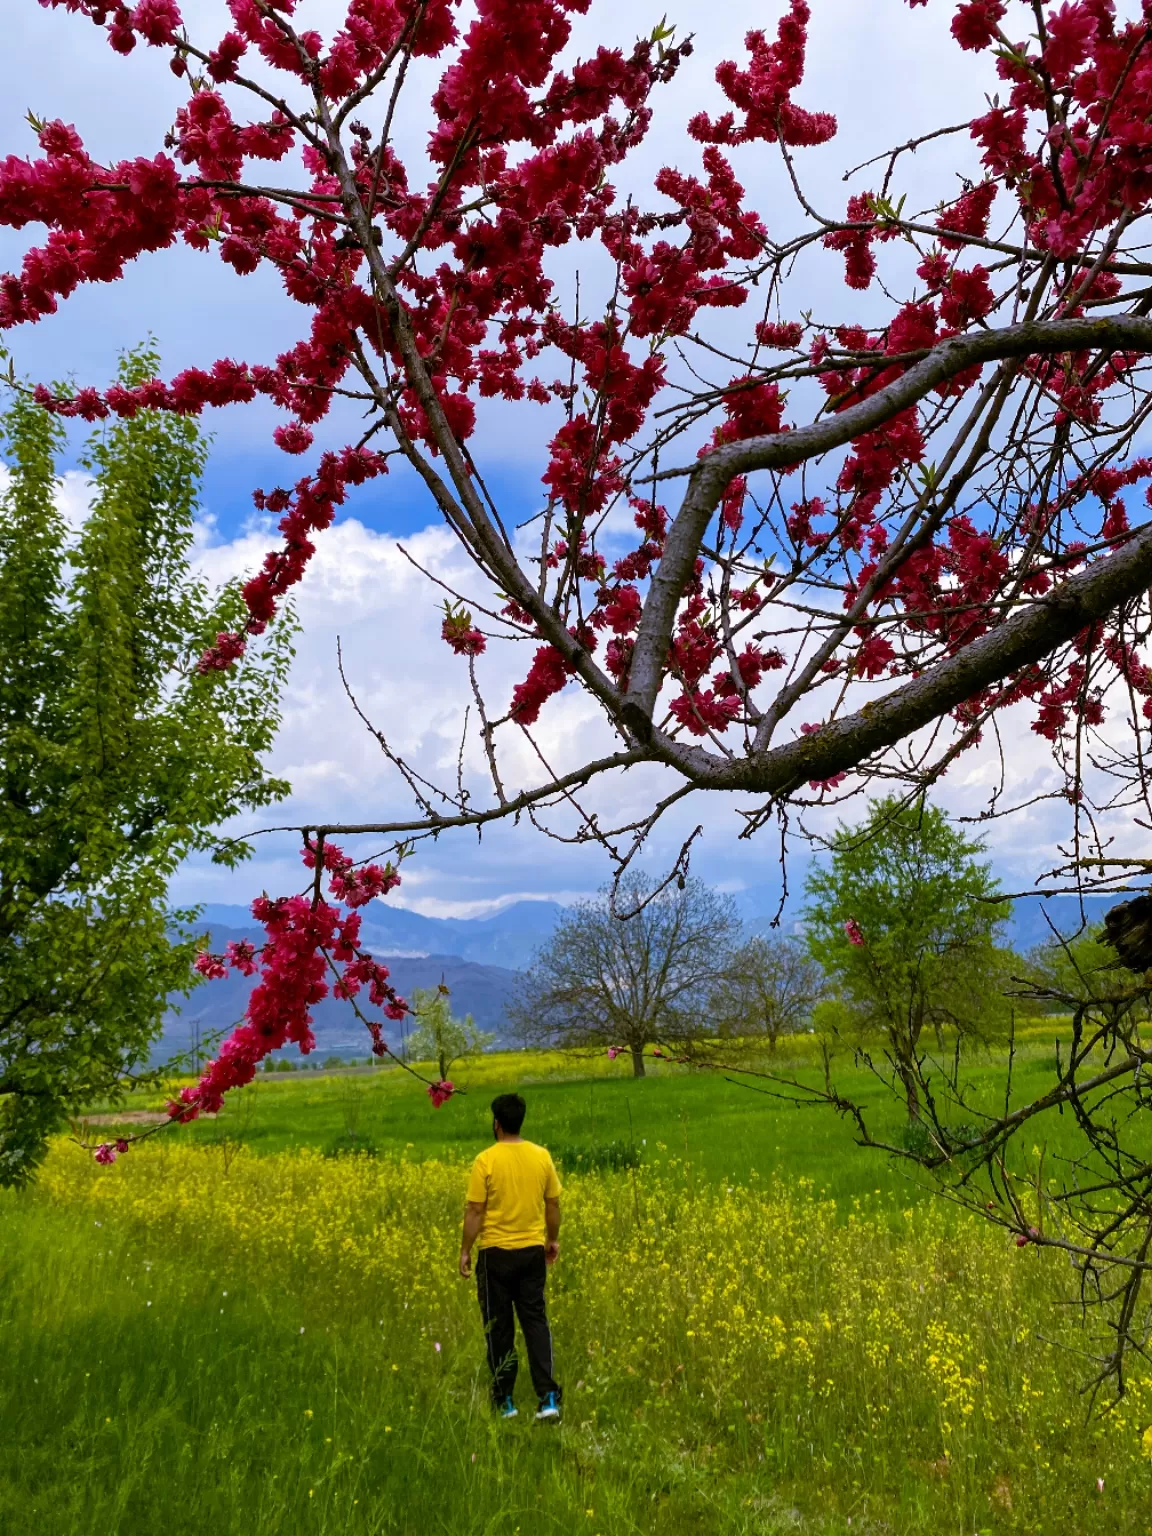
323, 1132, 379, 1159
549, 1139, 641, 1174
897, 1119, 981, 1159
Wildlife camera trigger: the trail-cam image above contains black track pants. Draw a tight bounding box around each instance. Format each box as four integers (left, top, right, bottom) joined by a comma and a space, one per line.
475, 1245, 561, 1405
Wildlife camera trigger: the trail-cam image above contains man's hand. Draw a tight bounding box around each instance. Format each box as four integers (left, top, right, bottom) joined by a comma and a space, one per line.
544, 1196, 561, 1267
460, 1200, 485, 1278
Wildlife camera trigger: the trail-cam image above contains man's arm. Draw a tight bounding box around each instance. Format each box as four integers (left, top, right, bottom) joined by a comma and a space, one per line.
459, 1201, 486, 1278
544, 1196, 561, 1266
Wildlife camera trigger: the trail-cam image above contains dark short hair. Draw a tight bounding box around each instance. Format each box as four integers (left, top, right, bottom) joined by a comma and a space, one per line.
491, 1092, 526, 1135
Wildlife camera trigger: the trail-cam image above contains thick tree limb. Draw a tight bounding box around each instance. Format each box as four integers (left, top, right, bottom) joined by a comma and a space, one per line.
627, 315, 1152, 721
702, 517, 1152, 794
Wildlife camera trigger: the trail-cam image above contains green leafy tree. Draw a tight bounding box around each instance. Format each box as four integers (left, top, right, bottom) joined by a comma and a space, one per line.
803, 797, 1011, 1120
406, 985, 494, 1080
1026, 924, 1124, 1003
0, 346, 294, 1184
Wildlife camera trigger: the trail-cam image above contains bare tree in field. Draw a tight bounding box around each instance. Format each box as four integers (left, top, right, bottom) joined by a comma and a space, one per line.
709, 935, 825, 1052
510, 876, 739, 1077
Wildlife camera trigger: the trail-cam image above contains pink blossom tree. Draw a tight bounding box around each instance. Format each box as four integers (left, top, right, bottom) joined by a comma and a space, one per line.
8, 0, 1152, 1162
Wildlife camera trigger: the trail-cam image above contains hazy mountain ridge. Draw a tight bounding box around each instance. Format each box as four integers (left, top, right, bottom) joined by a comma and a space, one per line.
195, 899, 564, 970
1003, 893, 1120, 951
159, 916, 530, 1064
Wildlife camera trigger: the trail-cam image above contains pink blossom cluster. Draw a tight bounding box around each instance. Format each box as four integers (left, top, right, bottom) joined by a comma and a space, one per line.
172, 841, 408, 1125
199, 446, 389, 669
6, 0, 1150, 749
687, 2, 837, 149
303, 839, 402, 908
10, 0, 691, 683
441, 604, 486, 657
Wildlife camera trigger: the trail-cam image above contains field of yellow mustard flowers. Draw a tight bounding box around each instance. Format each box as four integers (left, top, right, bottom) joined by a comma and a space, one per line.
4, 1102, 1152, 1535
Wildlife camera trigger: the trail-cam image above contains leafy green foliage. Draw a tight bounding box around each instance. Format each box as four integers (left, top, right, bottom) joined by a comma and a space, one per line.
549, 1138, 642, 1174
1024, 922, 1139, 1010
803, 796, 1011, 1118
406, 985, 493, 1080
0, 345, 294, 1184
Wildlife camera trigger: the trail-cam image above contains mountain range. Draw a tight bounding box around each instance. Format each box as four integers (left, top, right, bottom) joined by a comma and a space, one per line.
196, 898, 564, 970
1002, 892, 1121, 951
156, 901, 562, 1064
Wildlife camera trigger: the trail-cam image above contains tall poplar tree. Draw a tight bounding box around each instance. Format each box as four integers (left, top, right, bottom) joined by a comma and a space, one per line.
0, 346, 294, 1183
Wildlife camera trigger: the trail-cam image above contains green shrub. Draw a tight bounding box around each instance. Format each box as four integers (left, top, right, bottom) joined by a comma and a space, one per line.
549, 1139, 641, 1173
323, 1132, 379, 1159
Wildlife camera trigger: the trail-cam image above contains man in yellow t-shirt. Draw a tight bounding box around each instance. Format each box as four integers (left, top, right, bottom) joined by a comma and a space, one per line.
459, 1092, 563, 1421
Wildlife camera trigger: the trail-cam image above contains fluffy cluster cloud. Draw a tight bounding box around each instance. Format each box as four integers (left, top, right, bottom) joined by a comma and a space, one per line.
4, 448, 1145, 917
187, 512, 640, 912
184, 506, 1145, 918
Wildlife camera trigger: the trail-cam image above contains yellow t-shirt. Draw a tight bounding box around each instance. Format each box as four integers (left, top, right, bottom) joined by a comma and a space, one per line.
465, 1140, 562, 1251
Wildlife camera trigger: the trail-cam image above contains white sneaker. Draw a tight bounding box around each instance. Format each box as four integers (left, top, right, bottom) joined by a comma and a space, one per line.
535, 1393, 561, 1422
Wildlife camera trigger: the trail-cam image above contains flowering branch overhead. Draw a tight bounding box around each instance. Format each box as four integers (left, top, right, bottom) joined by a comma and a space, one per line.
13, 0, 1152, 1110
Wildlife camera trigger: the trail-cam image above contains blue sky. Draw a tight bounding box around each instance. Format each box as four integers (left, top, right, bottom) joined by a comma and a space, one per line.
2, 0, 1113, 917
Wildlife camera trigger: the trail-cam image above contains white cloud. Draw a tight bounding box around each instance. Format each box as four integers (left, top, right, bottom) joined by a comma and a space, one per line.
178, 505, 1152, 916
183, 513, 643, 910
3, 456, 1140, 915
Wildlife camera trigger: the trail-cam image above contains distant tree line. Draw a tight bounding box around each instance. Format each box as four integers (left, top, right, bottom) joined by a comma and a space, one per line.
511, 796, 1016, 1094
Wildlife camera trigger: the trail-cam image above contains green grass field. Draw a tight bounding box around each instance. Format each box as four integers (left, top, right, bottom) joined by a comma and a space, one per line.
4, 1041, 1152, 1535
86, 1028, 1098, 1202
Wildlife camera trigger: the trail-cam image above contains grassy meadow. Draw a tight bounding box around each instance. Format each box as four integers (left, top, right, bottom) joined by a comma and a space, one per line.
3, 1041, 1152, 1534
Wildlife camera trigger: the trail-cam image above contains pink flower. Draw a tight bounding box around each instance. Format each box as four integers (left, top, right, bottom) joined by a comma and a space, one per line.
426, 1079, 455, 1108
130, 0, 182, 47
197, 630, 246, 673
606, 1047, 620, 1060
194, 951, 228, 980
843, 919, 864, 947
93, 1143, 119, 1165
509, 645, 571, 726
176, 842, 410, 1120
950, 0, 1005, 53
441, 604, 486, 656
273, 421, 313, 455
225, 939, 259, 976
